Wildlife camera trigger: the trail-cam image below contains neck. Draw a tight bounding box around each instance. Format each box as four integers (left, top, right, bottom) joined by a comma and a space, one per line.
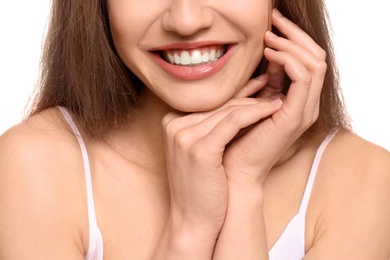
104, 88, 173, 172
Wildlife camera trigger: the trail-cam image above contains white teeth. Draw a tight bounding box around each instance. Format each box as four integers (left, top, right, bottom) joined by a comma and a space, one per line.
174, 53, 180, 64
167, 53, 174, 64
180, 51, 191, 65
216, 49, 221, 58
164, 47, 226, 66
191, 50, 203, 64
202, 52, 209, 62
209, 49, 216, 62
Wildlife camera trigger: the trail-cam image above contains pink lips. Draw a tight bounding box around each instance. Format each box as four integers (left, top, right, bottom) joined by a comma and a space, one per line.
150, 43, 236, 81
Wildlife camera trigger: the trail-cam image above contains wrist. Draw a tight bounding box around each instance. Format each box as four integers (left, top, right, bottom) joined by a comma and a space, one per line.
226, 165, 271, 189
212, 182, 268, 259
154, 217, 218, 259
227, 180, 265, 203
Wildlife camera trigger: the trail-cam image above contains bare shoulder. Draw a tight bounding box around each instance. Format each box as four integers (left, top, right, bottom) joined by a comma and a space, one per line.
323, 130, 390, 194
1, 108, 75, 154
0, 108, 83, 184
305, 129, 390, 259
333, 129, 389, 164
0, 108, 87, 259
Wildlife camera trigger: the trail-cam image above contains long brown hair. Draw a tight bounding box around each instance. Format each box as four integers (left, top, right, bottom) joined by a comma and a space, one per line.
28, 0, 350, 138
29, 0, 140, 137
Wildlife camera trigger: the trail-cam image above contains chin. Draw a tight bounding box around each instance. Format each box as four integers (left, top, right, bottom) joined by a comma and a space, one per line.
168, 95, 230, 113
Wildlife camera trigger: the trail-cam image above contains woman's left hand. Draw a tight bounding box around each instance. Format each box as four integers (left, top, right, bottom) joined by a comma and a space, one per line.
224, 8, 328, 187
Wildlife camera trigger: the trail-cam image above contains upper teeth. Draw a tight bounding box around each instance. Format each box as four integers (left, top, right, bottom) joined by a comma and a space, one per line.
164, 47, 226, 66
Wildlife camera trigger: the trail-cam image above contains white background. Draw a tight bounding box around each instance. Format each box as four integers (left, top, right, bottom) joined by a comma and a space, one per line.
1, 1, 389, 151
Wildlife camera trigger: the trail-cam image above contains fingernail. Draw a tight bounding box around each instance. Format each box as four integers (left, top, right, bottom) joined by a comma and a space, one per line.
271, 93, 284, 100
264, 47, 276, 54
266, 30, 277, 38
271, 98, 283, 106
255, 74, 268, 81
273, 9, 283, 18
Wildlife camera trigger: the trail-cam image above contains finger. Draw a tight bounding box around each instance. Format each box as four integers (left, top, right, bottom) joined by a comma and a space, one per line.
264, 30, 327, 75
163, 99, 264, 147
255, 62, 286, 99
264, 47, 311, 114
272, 9, 326, 60
164, 97, 263, 135
162, 110, 187, 129
265, 59, 285, 89
264, 30, 326, 102
264, 30, 326, 121
264, 47, 322, 131
200, 99, 283, 152
235, 74, 269, 98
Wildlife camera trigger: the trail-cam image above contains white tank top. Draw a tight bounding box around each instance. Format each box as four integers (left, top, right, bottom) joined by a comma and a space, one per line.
268, 128, 338, 259
59, 107, 338, 260
59, 107, 104, 260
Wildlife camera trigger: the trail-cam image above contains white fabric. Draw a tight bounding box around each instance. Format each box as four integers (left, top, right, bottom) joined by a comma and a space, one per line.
59, 107, 104, 260
268, 129, 338, 259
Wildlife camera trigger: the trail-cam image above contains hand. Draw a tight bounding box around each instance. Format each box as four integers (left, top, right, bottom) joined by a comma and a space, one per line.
223, 8, 328, 186
162, 96, 283, 238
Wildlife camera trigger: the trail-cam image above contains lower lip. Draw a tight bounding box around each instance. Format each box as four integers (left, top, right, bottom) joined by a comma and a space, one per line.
150, 45, 236, 81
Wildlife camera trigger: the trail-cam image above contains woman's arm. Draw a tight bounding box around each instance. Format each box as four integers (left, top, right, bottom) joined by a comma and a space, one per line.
0, 115, 87, 259
212, 184, 268, 259
213, 9, 328, 259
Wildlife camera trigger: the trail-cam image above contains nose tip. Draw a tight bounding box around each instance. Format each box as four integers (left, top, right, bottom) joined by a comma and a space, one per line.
162, 3, 214, 36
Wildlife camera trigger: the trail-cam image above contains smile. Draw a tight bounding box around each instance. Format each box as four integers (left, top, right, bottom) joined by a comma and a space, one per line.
161, 45, 228, 66
150, 43, 236, 81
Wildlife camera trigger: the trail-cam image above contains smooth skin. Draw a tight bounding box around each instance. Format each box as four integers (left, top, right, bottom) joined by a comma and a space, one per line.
1, 3, 390, 260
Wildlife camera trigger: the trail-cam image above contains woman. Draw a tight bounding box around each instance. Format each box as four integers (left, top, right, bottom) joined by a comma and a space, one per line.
0, 0, 389, 259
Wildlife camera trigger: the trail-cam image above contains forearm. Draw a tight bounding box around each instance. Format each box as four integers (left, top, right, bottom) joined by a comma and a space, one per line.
213, 184, 269, 260
153, 216, 218, 260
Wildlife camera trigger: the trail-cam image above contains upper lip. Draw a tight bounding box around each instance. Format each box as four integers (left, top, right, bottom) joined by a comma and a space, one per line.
148, 41, 235, 51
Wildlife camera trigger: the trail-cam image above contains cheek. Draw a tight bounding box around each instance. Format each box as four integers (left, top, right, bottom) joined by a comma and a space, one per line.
226, 0, 272, 29
107, 14, 144, 77
108, 1, 153, 50
222, 2, 272, 61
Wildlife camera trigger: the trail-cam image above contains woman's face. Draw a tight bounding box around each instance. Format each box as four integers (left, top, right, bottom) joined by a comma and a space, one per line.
108, 0, 272, 112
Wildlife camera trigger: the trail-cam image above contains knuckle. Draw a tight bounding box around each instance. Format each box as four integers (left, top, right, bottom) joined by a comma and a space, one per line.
162, 111, 186, 128
162, 114, 173, 128
225, 110, 242, 126
317, 48, 327, 61
188, 142, 206, 160
162, 120, 175, 136
163, 120, 176, 135
175, 130, 193, 148
162, 112, 181, 129
312, 59, 328, 75
163, 117, 183, 137
299, 73, 312, 86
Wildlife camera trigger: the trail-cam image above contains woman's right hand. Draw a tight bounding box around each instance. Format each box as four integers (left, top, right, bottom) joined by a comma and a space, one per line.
161, 95, 282, 235
153, 83, 282, 258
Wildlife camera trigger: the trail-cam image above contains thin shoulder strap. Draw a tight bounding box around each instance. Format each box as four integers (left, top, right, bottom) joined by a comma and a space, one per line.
298, 128, 339, 214
58, 107, 103, 260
